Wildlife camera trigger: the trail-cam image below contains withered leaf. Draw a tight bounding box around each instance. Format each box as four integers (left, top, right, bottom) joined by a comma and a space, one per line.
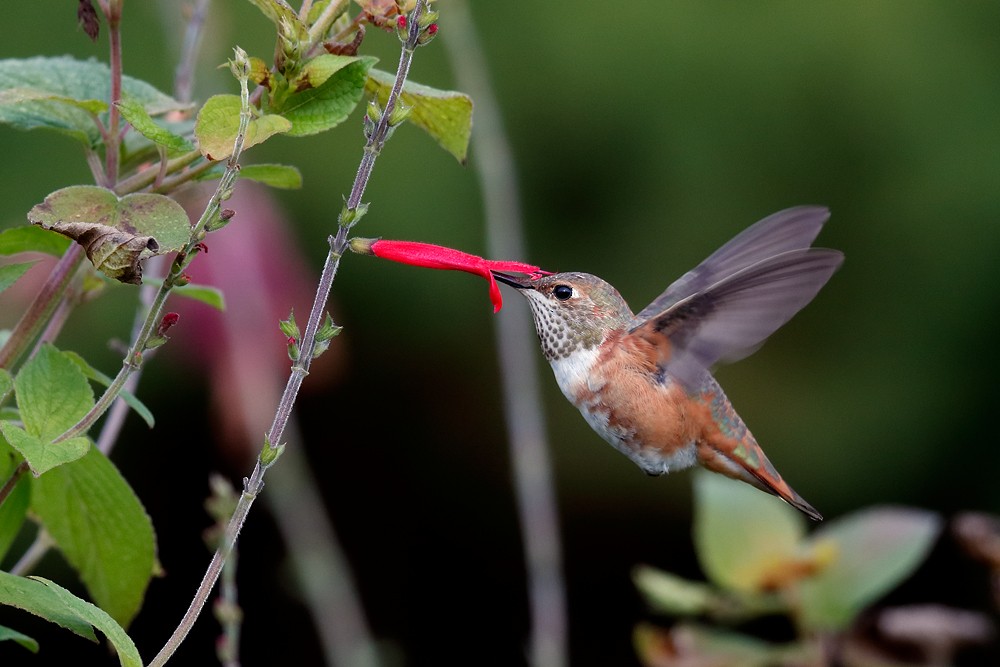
28, 185, 190, 285
34, 221, 158, 284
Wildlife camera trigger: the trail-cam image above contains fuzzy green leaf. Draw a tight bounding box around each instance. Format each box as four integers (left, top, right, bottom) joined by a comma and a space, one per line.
62, 351, 154, 429
798, 507, 942, 630
116, 97, 194, 153
28, 185, 190, 284
0, 624, 39, 653
0, 425, 89, 476
11, 345, 93, 442
195, 94, 292, 160
0, 56, 184, 147
32, 447, 156, 629
0, 572, 142, 666
0, 261, 35, 294
0, 368, 10, 398
278, 56, 375, 137
693, 471, 806, 593
0, 433, 30, 563
0, 226, 71, 257
366, 68, 473, 163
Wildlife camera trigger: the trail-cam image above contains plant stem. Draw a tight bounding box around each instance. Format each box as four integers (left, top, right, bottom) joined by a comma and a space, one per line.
0, 244, 85, 372
104, 3, 123, 187
173, 0, 211, 105
443, 4, 568, 666
148, 4, 431, 663
113, 149, 203, 195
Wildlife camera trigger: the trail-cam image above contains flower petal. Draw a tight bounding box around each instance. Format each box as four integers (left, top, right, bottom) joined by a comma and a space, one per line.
367, 239, 548, 312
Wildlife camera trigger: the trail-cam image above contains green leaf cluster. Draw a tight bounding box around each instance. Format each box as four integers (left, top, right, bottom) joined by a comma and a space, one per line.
0, 346, 156, 655
633, 472, 942, 663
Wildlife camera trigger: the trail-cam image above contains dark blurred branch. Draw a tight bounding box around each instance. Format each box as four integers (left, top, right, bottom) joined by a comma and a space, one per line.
443, 3, 568, 667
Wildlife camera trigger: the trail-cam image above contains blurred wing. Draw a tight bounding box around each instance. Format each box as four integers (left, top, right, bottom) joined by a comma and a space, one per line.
629, 248, 844, 389
632, 206, 831, 324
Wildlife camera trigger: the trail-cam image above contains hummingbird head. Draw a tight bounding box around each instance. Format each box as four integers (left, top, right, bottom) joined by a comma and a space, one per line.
494, 271, 633, 360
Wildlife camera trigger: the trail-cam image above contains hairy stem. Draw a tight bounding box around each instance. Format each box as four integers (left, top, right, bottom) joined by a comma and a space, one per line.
173, 0, 211, 105
148, 4, 431, 662
0, 244, 85, 372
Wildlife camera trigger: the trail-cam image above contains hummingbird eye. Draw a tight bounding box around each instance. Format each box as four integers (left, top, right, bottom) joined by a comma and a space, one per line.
553, 284, 574, 301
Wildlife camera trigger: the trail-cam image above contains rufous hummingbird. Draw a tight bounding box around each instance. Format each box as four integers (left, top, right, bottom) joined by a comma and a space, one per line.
494, 206, 843, 520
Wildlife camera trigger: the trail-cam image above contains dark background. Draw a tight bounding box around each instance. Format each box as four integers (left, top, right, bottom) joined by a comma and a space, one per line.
1, 2, 998, 665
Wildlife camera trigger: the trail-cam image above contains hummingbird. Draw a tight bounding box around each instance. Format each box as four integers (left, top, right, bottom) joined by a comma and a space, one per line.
493, 206, 843, 521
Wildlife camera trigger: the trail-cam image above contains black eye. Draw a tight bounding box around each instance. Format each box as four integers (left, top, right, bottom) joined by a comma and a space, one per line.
553, 284, 573, 301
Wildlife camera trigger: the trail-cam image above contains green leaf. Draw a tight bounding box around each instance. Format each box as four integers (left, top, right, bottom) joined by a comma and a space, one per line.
195, 94, 292, 160
0, 368, 10, 398
0, 424, 90, 476
143, 278, 226, 310
0, 261, 35, 294
28, 185, 191, 284
0, 572, 142, 666
0, 226, 72, 257
0, 56, 185, 147
693, 470, 806, 593
633, 565, 714, 616
1, 344, 94, 475
278, 56, 375, 137
798, 507, 942, 631
366, 68, 474, 163
0, 624, 39, 653
62, 351, 154, 429
116, 97, 194, 153
32, 447, 156, 629
0, 433, 30, 563
12, 345, 93, 441
238, 163, 303, 189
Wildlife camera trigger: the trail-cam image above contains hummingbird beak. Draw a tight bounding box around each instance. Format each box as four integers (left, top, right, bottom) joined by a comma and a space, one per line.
492, 271, 534, 289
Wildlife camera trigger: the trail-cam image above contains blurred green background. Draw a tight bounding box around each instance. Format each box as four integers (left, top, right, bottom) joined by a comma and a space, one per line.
1, 1, 998, 665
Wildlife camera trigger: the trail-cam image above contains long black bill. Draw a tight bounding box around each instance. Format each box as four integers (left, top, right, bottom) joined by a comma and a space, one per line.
492, 271, 534, 289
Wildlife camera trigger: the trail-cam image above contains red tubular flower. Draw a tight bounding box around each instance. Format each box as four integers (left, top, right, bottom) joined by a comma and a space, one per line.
365, 239, 551, 313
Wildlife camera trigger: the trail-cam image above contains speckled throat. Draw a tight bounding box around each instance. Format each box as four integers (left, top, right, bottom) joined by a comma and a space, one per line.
524, 292, 607, 361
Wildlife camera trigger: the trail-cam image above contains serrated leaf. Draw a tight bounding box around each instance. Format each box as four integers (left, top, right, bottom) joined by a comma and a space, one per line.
32, 447, 156, 629
0, 261, 35, 294
0, 433, 30, 563
278, 56, 375, 137
237, 163, 302, 189
0, 56, 185, 147
195, 94, 292, 160
12, 345, 93, 442
0, 624, 39, 653
62, 351, 154, 429
116, 97, 194, 153
0, 424, 90, 476
798, 507, 942, 631
693, 471, 806, 593
366, 68, 473, 163
28, 185, 191, 284
0, 226, 71, 257
0, 572, 142, 666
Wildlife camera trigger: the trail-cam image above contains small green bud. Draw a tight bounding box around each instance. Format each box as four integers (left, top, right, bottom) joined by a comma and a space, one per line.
387, 102, 412, 126
316, 312, 343, 342
286, 338, 300, 361
339, 202, 369, 228
229, 47, 250, 81
418, 11, 440, 29
366, 98, 382, 124
279, 310, 300, 340
259, 435, 285, 467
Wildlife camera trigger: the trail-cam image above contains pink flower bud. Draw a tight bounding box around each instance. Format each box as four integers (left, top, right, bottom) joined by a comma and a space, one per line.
157, 312, 180, 337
